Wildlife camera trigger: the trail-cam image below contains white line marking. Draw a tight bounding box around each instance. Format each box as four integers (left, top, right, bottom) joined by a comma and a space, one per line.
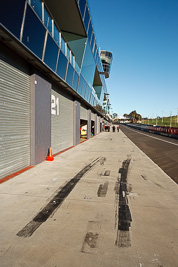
122, 125, 178, 147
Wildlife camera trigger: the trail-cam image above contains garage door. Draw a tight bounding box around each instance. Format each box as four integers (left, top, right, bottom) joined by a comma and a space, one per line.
51, 86, 74, 154
80, 105, 88, 120
0, 47, 30, 179
97, 115, 100, 134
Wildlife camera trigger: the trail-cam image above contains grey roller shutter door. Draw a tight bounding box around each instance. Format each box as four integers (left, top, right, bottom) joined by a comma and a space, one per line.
91, 112, 95, 121
0, 50, 30, 179
97, 116, 100, 134
80, 105, 87, 120
51, 87, 74, 154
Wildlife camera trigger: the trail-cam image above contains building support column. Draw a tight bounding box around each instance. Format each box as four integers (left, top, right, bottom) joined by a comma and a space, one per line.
94, 114, 97, 135
87, 109, 91, 139
73, 100, 80, 145
30, 70, 51, 165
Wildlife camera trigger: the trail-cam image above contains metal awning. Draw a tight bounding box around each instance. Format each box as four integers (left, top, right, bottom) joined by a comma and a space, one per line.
43, 0, 86, 37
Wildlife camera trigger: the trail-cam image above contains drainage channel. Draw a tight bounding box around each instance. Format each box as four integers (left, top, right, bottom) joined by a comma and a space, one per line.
17, 157, 103, 238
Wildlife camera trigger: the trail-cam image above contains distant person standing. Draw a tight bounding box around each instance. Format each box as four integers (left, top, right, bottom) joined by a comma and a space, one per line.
91, 125, 94, 136
112, 125, 115, 132
105, 125, 110, 132
117, 126, 119, 132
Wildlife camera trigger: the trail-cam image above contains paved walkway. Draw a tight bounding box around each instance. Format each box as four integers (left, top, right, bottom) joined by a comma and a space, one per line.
0, 130, 178, 267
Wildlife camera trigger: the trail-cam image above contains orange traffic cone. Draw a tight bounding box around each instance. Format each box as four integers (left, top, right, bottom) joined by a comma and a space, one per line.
46, 147, 54, 161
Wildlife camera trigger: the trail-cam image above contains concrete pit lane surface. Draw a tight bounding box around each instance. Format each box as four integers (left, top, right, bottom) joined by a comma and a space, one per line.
0, 130, 177, 267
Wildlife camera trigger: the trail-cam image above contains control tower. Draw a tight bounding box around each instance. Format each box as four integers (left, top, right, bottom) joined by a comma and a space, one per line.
100, 51, 113, 78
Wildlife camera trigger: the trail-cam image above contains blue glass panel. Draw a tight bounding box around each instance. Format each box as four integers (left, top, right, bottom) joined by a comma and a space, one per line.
56, 50, 67, 80
91, 95, 94, 106
22, 5, 46, 59
44, 8, 52, 34
0, 0, 25, 39
61, 36, 65, 53
92, 41, 96, 53
77, 76, 84, 95
97, 54, 101, 71
31, 0, 42, 20
54, 24, 59, 45
70, 55, 73, 66
66, 45, 70, 60
89, 32, 93, 45
88, 88, 92, 102
81, 41, 95, 88
90, 34, 95, 51
93, 45, 96, 59
44, 34, 59, 71
84, 7, 89, 32
84, 85, 90, 102
95, 53, 98, 65
87, 22, 92, 43
94, 47, 97, 60
89, 94, 94, 105
93, 99, 96, 107
88, 87, 92, 102
75, 62, 81, 74
97, 56, 101, 71
89, 95, 92, 105
86, 89, 89, 102
72, 71, 79, 91
81, 80, 87, 99
94, 86, 102, 99
79, 0, 86, 19
66, 63, 74, 87
98, 59, 102, 72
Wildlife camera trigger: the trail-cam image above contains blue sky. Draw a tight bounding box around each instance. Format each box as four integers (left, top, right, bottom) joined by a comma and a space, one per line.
88, 0, 178, 118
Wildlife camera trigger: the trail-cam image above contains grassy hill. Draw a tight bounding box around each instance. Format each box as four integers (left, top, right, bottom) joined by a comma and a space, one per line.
142, 116, 178, 127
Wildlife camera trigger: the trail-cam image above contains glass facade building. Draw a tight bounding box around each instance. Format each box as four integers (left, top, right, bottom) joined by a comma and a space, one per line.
0, 0, 109, 110
0, 0, 112, 180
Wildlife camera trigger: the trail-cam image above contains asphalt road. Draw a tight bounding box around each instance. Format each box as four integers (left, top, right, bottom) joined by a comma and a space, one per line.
120, 124, 178, 184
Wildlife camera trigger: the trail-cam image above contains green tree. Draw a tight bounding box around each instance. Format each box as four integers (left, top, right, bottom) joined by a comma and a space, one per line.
128, 110, 142, 122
